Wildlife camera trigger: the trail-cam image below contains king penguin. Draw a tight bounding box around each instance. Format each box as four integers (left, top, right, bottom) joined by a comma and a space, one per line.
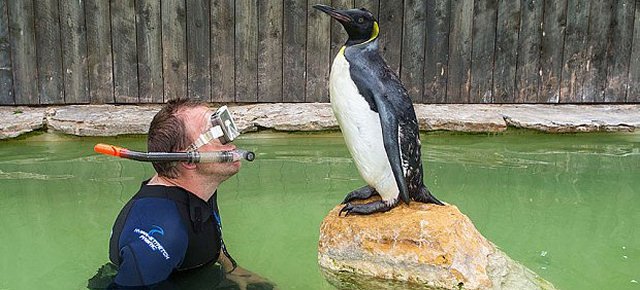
313, 4, 444, 215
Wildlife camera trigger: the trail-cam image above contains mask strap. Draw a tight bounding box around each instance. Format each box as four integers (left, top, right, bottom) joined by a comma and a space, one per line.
187, 126, 224, 152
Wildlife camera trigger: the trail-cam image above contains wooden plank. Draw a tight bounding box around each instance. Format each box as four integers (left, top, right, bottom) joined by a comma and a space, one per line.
211, 0, 235, 102
235, 0, 258, 102
560, 0, 590, 103
111, 0, 138, 103
162, 0, 187, 101
628, 1, 640, 103
605, 0, 634, 102
306, 0, 330, 102
135, 0, 163, 103
354, 0, 379, 18
424, 0, 451, 104
493, 0, 520, 103
8, 0, 37, 104
446, 0, 473, 103
378, 0, 403, 74
516, 0, 543, 103
539, 0, 567, 103
400, 0, 427, 103
258, 0, 284, 102
35, 0, 64, 104
582, 0, 613, 103
331, 0, 354, 61
60, 0, 89, 104
0, 0, 13, 104
469, 0, 497, 103
187, 0, 211, 101
86, 0, 114, 103
283, 0, 306, 102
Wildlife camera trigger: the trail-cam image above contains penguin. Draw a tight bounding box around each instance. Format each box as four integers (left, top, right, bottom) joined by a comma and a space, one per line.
313, 4, 444, 215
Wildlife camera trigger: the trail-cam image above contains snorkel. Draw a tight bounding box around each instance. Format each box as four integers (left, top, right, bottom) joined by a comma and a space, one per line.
94, 144, 255, 163
94, 106, 255, 163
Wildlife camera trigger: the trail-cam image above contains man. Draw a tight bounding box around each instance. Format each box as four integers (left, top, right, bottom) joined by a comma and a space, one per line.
103, 99, 272, 288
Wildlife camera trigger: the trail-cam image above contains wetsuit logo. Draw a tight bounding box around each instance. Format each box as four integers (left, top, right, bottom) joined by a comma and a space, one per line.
134, 226, 170, 260
148, 225, 164, 236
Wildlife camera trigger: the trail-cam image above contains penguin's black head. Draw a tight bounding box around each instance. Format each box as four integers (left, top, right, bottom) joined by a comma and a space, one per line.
313, 4, 378, 46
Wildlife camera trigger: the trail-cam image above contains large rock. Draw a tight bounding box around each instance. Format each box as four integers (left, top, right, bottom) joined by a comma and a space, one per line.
318, 201, 555, 290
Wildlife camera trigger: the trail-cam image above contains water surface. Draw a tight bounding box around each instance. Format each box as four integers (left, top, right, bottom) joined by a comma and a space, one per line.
0, 131, 638, 289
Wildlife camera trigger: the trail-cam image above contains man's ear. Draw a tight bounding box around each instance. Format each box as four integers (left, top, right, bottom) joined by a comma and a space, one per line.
179, 161, 197, 170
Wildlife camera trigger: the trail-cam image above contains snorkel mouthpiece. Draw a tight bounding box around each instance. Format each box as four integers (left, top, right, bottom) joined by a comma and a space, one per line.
234, 149, 255, 161
197, 149, 255, 163
94, 144, 255, 163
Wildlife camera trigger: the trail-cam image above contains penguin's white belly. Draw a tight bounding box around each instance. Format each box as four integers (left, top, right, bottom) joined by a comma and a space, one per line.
329, 52, 398, 201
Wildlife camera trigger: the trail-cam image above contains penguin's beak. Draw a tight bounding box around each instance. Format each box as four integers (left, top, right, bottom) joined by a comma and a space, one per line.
312, 4, 351, 23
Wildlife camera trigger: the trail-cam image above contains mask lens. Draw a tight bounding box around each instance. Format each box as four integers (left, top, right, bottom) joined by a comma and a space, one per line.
210, 106, 240, 145
187, 106, 241, 151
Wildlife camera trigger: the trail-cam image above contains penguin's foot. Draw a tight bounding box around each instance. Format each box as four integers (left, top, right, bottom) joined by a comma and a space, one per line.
413, 186, 445, 206
339, 199, 398, 216
342, 185, 377, 204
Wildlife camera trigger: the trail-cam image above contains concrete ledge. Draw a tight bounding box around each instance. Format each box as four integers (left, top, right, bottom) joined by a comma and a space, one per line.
0, 107, 49, 139
47, 105, 162, 136
497, 104, 640, 132
1, 104, 638, 140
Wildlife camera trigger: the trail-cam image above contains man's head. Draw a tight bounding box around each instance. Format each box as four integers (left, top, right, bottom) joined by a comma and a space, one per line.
148, 99, 241, 179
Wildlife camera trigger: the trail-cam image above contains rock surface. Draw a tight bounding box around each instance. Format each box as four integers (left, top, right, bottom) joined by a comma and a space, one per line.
318, 201, 555, 290
46, 105, 161, 136
229, 103, 339, 132
0, 103, 639, 139
0, 107, 47, 139
415, 104, 507, 133
498, 104, 640, 132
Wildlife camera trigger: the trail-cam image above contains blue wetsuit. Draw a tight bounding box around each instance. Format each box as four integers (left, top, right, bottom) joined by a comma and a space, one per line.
109, 181, 227, 287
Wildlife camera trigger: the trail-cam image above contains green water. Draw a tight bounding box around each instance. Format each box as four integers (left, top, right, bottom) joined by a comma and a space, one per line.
0, 131, 639, 290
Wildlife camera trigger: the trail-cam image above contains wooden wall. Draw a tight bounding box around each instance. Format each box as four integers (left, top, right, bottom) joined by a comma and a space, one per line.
0, 0, 639, 105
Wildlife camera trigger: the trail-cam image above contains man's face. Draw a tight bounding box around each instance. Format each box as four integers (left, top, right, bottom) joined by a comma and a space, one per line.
181, 106, 241, 179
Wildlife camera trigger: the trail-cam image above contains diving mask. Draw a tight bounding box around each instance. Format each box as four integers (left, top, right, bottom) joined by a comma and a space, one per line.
187, 106, 241, 151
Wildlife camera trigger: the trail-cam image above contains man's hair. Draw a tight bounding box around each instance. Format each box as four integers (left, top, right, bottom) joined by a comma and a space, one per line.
147, 98, 207, 178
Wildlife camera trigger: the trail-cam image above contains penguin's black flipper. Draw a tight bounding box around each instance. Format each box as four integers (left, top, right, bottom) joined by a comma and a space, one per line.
372, 94, 411, 205
343, 44, 411, 205
342, 185, 377, 204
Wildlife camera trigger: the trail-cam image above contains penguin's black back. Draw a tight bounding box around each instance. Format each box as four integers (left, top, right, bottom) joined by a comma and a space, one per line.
343, 39, 425, 194
343, 41, 413, 116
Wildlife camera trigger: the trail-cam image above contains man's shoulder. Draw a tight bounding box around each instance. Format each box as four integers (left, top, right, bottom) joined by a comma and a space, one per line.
114, 195, 190, 287
128, 196, 183, 221
122, 197, 187, 238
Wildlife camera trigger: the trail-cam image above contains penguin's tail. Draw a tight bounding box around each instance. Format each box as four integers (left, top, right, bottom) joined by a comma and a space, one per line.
414, 186, 445, 206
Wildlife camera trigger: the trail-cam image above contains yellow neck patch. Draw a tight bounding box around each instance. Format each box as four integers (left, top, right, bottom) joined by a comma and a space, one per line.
339, 21, 380, 55
363, 22, 379, 45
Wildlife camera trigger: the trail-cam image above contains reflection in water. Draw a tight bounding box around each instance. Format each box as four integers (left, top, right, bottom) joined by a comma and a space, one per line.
87, 262, 275, 289
0, 132, 638, 290
0, 170, 74, 180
